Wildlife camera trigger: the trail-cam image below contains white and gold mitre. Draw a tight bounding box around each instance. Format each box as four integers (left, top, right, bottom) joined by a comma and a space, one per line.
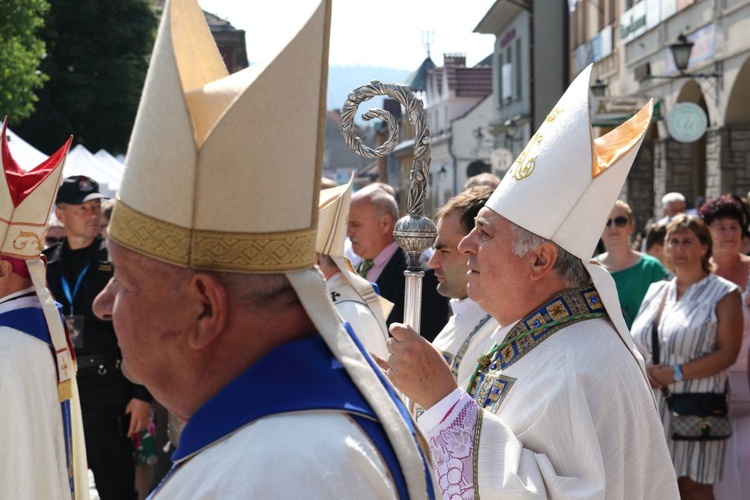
0, 120, 70, 259
486, 64, 653, 260
109, 0, 330, 272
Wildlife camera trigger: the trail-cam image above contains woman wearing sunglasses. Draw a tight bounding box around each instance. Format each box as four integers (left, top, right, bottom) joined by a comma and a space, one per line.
594, 200, 668, 328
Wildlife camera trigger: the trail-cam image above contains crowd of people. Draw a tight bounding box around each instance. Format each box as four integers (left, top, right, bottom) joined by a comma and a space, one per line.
4, 0, 750, 499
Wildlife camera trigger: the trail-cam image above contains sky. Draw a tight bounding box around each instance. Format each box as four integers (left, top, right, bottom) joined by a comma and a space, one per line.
197, 0, 497, 71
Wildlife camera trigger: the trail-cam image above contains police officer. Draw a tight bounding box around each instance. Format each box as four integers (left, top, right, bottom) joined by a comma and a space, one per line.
45, 175, 151, 500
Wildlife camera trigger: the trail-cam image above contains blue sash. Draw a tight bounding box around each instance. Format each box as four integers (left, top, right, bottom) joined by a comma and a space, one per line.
0, 304, 75, 495
0, 306, 53, 345
157, 329, 433, 499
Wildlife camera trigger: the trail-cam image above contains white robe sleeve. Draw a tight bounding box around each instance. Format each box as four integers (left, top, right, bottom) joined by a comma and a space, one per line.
336, 301, 389, 360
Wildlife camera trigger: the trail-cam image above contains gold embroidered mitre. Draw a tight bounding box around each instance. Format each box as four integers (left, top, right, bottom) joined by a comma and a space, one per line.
109, 0, 330, 272
0, 120, 70, 259
485, 64, 653, 260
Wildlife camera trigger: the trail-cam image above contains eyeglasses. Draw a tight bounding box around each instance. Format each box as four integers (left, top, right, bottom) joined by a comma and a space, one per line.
605, 216, 629, 228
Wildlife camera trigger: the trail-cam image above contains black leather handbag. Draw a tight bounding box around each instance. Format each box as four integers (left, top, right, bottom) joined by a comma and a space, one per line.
667, 392, 732, 441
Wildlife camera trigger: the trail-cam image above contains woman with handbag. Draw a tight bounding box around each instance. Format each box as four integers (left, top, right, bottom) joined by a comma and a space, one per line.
632, 214, 742, 499
699, 196, 750, 499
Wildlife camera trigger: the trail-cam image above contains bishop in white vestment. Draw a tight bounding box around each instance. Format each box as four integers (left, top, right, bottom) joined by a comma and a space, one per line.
381, 65, 679, 499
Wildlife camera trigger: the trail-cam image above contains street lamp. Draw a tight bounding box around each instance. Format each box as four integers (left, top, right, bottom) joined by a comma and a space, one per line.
645, 33, 720, 80
669, 33, 694, 73
438, 165, 447, 182
590, 78, 608, 97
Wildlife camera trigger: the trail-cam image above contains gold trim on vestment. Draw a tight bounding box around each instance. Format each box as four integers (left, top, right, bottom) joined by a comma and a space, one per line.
473, 408, 484, 500
110, 200, 316, 272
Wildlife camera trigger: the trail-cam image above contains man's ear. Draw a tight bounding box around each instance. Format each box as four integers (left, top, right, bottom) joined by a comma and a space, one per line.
380, 212, 394, 233
529, 242, 558, 282
0, 259, 13, 281
187, 272, 228, 350
54, 206, 65, 225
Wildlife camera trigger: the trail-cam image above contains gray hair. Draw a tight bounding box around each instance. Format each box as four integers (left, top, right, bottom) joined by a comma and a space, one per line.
356, 185, 399, 221
509, 223, 590, 288
216, 272, 293, 306
661, 192, 686, 205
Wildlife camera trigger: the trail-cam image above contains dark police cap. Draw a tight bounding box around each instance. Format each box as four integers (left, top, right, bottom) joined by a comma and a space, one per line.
55, 175, 107, 205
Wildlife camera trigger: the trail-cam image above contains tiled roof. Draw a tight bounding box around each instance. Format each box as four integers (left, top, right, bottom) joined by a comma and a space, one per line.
427, 58, 492, 98
455, 67, 492, 97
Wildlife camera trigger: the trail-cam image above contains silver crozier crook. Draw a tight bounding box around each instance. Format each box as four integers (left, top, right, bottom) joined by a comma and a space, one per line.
340, 81, 437, 334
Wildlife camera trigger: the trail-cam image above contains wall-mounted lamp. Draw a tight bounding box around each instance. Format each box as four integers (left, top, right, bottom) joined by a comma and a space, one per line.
670, 33, 693, 73
438, 165, 448, 182
647, 33, 720, 81
590, 78, 607, 97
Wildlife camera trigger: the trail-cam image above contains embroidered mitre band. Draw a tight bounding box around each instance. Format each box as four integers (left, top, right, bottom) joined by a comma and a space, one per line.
109, 0, 330, 273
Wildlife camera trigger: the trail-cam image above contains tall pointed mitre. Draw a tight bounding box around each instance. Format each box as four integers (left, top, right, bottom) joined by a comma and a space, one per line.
109, 0, 432, 495
317, 176, 393, 330
486, 64, 654, 385
0, 119, 89, 499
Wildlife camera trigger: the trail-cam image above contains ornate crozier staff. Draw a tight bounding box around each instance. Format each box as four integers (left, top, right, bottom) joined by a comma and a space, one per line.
340, 81, 436, 334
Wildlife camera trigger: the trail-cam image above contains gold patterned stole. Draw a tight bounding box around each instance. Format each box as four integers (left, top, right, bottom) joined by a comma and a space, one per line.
467, 286, 607, 412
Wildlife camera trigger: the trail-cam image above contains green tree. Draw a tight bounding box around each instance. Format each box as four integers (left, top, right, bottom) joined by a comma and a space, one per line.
15, 0, 157, 154
0, 0, 49, 123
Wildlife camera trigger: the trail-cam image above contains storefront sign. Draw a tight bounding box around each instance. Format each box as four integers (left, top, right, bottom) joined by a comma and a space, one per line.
666, 102, 707, 143
591, 96, 656, 127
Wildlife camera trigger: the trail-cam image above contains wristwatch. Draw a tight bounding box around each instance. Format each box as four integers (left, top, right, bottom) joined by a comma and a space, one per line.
673, 364, 684, 382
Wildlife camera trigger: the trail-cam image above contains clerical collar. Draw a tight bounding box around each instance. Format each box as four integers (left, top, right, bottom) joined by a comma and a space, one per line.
449, 296, 475, 317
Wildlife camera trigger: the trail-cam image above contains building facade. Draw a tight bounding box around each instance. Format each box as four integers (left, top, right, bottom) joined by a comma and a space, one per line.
475, 0, 569, 175
571, 0, 750, 227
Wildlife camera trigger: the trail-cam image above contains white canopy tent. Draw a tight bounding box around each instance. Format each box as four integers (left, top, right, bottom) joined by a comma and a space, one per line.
63, 145, 121, 199
93, 149, 125, 190
6, 128, 48, 168
6, 129, 124, 199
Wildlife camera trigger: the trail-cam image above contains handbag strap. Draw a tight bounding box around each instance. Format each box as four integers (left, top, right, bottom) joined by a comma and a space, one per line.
651, 284, 669, 365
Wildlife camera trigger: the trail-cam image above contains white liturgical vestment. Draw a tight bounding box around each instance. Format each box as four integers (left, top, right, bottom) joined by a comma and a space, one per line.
0, 294, 71, 499
431, 297, 498, 390
157, 413, 398, 498
419, 287, 679, 499
326, 272, 388, 359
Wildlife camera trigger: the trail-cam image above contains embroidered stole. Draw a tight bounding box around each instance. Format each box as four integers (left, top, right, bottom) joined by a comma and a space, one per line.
468, 286, 607, 412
